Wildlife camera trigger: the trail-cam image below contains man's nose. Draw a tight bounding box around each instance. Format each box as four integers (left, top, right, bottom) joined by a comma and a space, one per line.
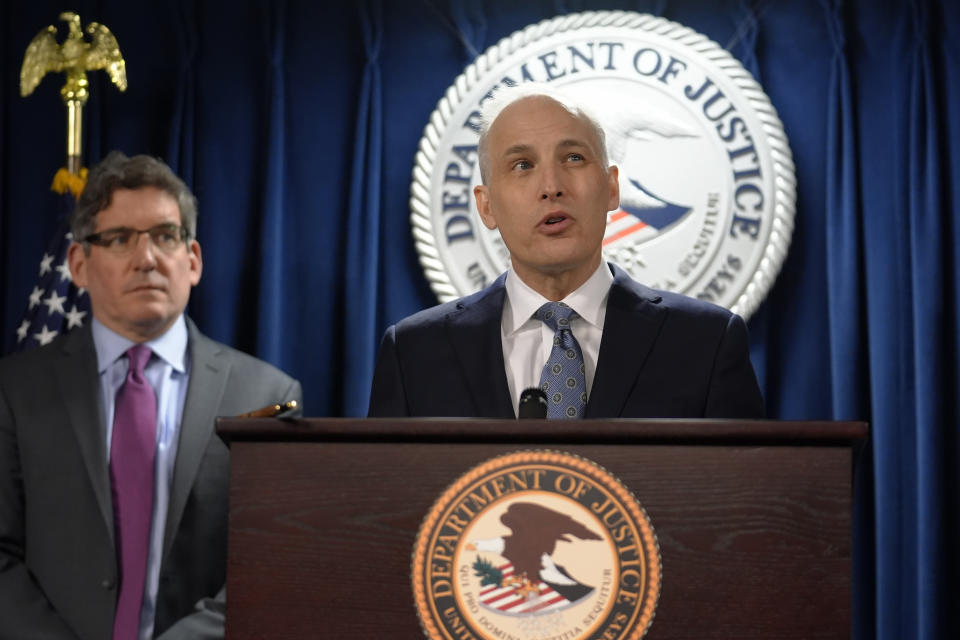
130, 233, 158, 269
539, 165, 564, 200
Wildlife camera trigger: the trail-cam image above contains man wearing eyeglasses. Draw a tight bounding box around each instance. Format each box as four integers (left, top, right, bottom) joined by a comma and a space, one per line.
0, 152, 302, 640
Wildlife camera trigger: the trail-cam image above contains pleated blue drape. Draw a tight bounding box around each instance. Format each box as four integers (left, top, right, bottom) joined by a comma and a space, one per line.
255, 0, 290, 364
165, 0, 198, 193
343, 0, 384, 416
904, 5, 952, 637
822, 4, 874, 638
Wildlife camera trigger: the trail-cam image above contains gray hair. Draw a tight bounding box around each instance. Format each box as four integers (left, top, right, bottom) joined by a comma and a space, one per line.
476, 84, 611, 184
72, 151, 198, 249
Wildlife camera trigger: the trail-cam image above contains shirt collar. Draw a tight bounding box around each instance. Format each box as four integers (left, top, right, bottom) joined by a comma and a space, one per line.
503, 261, 613, 335
92, 315, 189, 374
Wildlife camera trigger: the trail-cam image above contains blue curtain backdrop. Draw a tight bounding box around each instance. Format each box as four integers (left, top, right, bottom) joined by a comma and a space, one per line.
1, 1, 957, 638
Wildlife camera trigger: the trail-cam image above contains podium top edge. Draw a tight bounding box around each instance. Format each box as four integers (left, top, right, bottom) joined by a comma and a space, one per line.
216, 418, 869, 445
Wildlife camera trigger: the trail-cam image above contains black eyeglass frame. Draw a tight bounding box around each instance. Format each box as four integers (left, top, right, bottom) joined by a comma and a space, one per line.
82, 223, 191, 253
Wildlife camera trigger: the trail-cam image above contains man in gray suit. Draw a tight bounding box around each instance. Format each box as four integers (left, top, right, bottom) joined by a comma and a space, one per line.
0, 152, 302, 639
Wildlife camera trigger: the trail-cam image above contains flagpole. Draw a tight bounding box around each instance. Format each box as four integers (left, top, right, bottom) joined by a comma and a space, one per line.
20, 10, 127, 181
64, 75, 86, 176
12, 11, 127, 349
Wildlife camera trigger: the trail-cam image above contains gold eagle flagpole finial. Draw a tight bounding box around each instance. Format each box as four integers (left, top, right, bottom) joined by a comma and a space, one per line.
20, 11, 127, 180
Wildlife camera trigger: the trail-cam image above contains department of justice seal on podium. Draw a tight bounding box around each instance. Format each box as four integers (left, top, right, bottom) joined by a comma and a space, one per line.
412, 451, 660, 640
410, 11, 795, 320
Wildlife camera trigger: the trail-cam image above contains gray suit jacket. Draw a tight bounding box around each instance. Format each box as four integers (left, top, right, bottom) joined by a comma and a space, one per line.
0, 318, 302, 640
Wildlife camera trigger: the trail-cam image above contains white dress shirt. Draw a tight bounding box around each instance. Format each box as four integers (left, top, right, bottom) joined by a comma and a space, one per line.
92, 315, 191, 640
501, 262, 613, 416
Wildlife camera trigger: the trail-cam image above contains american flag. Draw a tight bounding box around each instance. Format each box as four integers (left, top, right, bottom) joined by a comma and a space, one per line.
14, 171, 90, 351
477, 562, 582, 615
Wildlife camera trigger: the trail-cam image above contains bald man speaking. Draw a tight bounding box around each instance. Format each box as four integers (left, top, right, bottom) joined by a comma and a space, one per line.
369, 85, 763, 420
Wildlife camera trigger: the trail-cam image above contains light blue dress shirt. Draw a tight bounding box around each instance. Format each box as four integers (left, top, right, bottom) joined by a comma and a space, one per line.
92, 315, 190, 640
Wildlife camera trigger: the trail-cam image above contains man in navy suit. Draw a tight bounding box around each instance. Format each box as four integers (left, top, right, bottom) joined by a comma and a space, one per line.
368, 85, 763, 419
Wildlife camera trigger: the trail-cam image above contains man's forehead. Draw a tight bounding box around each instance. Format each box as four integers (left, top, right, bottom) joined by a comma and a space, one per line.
492, 95, 568, 129
501, 138, 593, 157
101, 186, 178, 211
96, 187, 182, 225
489, 96, 600, 153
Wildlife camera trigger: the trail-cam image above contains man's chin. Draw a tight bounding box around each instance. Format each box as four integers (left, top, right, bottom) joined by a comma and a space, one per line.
523, 254, 602, 277
125, 309, 179, 340
126, 286, 168, 298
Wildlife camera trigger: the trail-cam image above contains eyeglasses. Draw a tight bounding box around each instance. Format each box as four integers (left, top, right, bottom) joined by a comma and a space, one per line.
83, 223, 190, 255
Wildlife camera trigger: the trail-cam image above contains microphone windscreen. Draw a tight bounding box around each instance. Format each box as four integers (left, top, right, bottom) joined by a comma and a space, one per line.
518, 387, 548, 419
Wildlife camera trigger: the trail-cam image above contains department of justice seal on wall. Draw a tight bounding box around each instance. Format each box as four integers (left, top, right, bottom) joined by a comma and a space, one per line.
412, 451, 660, 640
410, 11, 795, 319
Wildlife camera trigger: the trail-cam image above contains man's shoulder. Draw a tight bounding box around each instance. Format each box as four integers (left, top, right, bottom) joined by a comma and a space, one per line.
392, 299, 462, 331
0, 326, 91, 379
204, 337, 291, 376
187, 322, 297, 385
390, 275, 507, 334
610, 264, 740, 323
650, 287, 737, 320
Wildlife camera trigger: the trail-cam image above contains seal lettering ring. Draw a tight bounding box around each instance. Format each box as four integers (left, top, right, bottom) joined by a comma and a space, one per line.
412, 451, 661, 640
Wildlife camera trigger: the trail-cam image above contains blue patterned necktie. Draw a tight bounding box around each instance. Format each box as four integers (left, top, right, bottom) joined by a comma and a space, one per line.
537, 302, 587, 419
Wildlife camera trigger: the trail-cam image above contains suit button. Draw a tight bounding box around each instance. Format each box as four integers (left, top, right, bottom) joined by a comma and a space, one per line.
101, 578, 115, 590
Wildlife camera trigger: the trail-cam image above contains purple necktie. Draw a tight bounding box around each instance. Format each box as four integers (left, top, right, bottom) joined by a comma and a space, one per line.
110, 345, 157, 640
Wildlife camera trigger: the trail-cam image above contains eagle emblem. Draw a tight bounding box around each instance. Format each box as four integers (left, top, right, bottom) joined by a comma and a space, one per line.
601, 106, 698, 250
469, 502, 602, 613
20, 11, 126, 99
413, 451, 660, 640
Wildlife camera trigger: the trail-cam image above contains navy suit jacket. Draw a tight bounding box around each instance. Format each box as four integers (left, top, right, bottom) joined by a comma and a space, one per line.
368, 264, 764, 419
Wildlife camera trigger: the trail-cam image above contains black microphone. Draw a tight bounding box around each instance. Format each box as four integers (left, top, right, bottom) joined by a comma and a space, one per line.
518, 388, 548, 419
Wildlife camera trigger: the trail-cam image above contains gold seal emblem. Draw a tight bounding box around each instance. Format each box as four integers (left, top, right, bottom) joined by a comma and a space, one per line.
413, 451, 660, 640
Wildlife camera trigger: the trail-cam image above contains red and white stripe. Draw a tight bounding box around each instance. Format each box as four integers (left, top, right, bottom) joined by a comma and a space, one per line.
478, 563, 570, 614
603, 209, 657, 248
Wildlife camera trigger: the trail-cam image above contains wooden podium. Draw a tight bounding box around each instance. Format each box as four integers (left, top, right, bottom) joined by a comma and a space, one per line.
217, 419, 866, 639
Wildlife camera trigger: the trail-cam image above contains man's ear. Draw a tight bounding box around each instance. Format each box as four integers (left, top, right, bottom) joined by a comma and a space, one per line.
606, 165, 620, 212
474, 185, 498, 230
187, 240, 203, 286
67, 243, 88, 289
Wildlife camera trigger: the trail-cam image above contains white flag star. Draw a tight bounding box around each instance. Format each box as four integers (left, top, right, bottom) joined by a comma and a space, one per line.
39, 253, 54, 276
55, 261, 73, 283
28, 286, 44, 308
43, 291, 67, 316
16, 319, 30, 342
33, 325, 59, 346
64, 305, 87, 329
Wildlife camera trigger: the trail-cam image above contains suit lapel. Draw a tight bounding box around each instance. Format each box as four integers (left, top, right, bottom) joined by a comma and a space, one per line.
162, 320, 229, 559
55, 325, 115, 541
446, 275, 514, 418
586, 266, 667, 418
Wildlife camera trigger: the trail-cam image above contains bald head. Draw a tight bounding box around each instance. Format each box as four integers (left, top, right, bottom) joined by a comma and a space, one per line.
476, 85, 610, 184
